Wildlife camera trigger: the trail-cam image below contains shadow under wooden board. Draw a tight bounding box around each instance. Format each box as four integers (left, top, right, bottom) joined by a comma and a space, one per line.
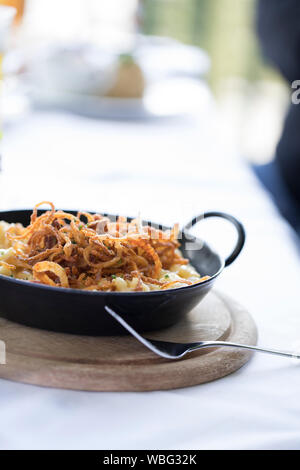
0, 290, 257, 391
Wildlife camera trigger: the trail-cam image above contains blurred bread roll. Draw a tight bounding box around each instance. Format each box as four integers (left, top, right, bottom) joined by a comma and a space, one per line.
105, 54, 145, 99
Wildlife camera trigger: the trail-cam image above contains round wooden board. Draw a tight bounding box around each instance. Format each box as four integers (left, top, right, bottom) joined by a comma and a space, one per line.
0, 290, 257, 391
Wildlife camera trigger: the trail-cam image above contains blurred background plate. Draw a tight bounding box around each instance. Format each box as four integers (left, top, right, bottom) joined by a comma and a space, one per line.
27, 77, 210, 120
4, 36, 210, 120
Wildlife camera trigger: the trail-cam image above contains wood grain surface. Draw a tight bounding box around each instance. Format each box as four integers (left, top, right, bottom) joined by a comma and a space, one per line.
0, 290, 257, 391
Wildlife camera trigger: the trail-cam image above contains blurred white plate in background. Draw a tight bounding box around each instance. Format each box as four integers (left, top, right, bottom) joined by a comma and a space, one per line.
135, 35, 210, 81
4, 36, 211, 120
29, 77, 210, 120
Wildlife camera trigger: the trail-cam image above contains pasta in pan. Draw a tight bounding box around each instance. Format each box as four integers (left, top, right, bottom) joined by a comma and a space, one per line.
0, 202, 209, 292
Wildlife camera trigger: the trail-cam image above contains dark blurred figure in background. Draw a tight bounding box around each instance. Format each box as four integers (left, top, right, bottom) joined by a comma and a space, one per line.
255, 0, 300, 235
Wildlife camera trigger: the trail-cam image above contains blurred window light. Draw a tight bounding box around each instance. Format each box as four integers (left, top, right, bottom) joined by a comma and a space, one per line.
141, 0, 289, 163
20, 0, 138, 44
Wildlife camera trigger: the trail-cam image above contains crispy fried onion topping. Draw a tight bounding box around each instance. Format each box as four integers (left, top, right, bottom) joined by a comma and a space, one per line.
6, 202, 202, 291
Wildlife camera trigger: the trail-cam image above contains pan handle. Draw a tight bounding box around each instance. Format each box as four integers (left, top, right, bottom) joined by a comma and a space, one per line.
183, 211, 246, 267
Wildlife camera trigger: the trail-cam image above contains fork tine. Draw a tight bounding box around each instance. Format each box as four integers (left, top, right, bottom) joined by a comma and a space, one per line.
104, 306, 181, 359
146, 339, 190, 358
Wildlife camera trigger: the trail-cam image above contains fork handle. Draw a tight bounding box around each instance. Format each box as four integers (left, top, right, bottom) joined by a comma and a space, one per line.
190, 341, 300, 359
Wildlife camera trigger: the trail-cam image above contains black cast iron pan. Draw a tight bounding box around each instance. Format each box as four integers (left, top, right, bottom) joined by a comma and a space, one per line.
0, 210, 245, 335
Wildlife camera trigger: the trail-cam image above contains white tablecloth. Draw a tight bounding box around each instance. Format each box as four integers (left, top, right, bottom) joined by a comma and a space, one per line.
1, 85, 300, 450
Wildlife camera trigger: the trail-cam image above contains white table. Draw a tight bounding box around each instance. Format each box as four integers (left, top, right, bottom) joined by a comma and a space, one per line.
1, 85, 300, 450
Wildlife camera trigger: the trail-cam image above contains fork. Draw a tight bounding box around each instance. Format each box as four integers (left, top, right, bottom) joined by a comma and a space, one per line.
105, 306, 300, 360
